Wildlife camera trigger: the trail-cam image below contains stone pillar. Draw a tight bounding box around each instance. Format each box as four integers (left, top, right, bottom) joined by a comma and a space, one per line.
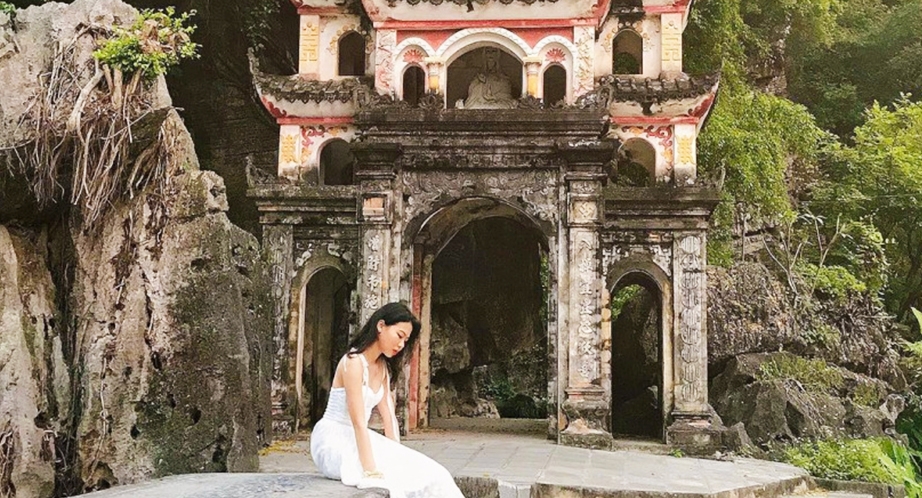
264, 224, 294, 435
424, 57, 444, 93
299, 15, 320, 78
667, 231, 719, 450
661, 13, 683, 76
524, 56, 542, 98
558, 142, 615, 449
673, 124, 697, 186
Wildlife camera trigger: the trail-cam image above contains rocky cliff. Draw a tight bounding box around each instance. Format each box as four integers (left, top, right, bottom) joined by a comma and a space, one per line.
0, 2, 272, 496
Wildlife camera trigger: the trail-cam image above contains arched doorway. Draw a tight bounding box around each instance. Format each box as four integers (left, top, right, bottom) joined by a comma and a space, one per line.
296, 267, 352, 427
338, 31, 366, 76
542, 64, 567, 106
319, 139, 355, 186
409, 198, 553, 433
614, 138, 656, 186
613, 30, 643, 75
403, 65, 426, 106
609, 272, 664, 439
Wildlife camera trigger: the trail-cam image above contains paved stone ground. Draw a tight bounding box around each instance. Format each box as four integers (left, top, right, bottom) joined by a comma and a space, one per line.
73, 421, 875, 498
261, 424, 815, 497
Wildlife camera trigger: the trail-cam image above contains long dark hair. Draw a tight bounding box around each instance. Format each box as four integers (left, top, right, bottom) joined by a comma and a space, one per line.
347, 302, 421, 380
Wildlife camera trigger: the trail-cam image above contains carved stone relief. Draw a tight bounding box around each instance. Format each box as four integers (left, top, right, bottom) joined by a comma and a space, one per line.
400, 170, 559, 226
676, 234, 705, 407
264, 225, 294, 429
363, 232, 385, 311
602, 244, 672, 278
574, 231, 600, 383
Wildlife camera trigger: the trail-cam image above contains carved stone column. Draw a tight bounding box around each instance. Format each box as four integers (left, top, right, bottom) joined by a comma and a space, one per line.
558, 142, 614, 449
353, 143, 401, 323
264, 224, 294, 435
667, 231, 719, 449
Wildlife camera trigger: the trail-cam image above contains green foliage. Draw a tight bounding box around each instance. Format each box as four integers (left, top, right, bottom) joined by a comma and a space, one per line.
696, 87, 829, 263
802, 322, 841, 349
244, 0, 279, 51
784, 438, 921, 496
0, 2, 14, 18
610, 285, 642, 322
851, 381, 883, 408
480, 376, 515, 402
787, 0, 922, 137
757, 355, 844, 392
811, 98, 922, 320
669, 448, 686, 458
93, 7, 200, 79
796, 263, 866, 301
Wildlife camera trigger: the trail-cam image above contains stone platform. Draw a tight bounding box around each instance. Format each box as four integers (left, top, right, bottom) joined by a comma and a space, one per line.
75, 424, 879, 498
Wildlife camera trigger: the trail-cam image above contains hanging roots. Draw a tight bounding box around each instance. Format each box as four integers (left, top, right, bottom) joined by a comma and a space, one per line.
4, 24, 176, 231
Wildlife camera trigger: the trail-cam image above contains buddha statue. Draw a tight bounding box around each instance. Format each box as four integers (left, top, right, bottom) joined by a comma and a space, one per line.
462, 47, 516, 109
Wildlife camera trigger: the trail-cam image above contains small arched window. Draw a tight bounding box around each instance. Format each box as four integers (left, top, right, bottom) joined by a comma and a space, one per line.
613, 30, 643, 75
403, 66, 426, 106
542, 65, 567, 106
614, 138, 656, 186
319, 140, 354, 186
338, 32, 366, 77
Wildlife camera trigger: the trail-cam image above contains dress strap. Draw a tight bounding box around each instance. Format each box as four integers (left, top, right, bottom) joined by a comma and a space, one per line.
355, 352, 370, 387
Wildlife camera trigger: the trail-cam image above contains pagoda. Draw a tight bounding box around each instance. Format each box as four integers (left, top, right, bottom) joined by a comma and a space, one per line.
251, 0, 721, 451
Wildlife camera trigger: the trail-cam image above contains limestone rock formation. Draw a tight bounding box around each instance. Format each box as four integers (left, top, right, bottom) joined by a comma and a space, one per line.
711, 353, 901, 447
0, 227, 69, 498
70, 134, 273, 487
0, 1, 273, 495
708, 262, 904, 388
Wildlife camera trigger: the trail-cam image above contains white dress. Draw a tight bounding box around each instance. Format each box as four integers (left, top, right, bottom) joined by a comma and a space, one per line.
310, 354, 465, 498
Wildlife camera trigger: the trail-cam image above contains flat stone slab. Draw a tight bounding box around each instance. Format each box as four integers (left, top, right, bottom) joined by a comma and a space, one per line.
262, 428, 812, 497
76, 473, 387, 498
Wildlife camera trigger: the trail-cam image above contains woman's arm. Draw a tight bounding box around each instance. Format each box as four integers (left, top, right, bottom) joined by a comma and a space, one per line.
343, 355, 377, 473
376, 368, 400, 442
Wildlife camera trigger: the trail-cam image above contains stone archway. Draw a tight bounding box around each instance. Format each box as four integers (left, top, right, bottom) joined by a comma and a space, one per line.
289, 261, 353, 430
409, 197, 553, 432
606, 257, 674, 442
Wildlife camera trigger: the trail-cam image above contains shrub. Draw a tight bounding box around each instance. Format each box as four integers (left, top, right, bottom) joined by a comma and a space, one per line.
0, 2, 14, 18
784, 438, 921, 497
796, 263, 867, 301
93, 7, 199, 79
757, 355, 844, 393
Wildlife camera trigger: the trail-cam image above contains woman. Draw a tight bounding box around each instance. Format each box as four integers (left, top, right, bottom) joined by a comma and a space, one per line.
310, 302, 465, 498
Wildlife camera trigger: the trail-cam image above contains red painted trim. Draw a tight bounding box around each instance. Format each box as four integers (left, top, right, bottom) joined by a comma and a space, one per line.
593, 0, 612, 24
276, 116, 355, 126
297, 6, 346, 15
612, 116, 700, 125
645, 5, 688, 14
377, 18, 595, 29
408, 245, 423, 431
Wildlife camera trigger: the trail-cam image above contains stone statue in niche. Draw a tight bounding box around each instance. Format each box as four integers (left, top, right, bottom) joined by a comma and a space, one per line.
461, 47, 516, 109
